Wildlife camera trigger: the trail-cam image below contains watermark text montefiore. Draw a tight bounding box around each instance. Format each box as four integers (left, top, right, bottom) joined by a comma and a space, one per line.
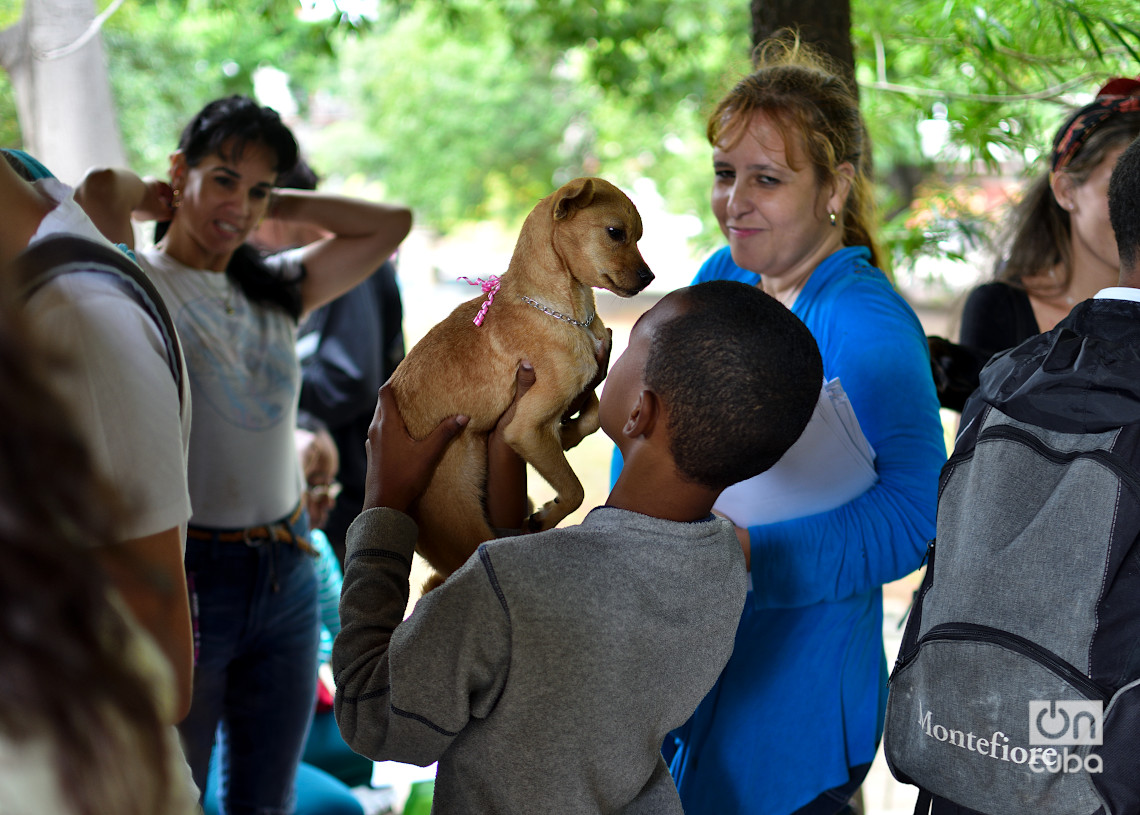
918, 702, 1103, 774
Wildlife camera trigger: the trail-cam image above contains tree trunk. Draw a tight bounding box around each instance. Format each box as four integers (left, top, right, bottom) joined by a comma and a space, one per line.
750, 0, 856, 96
0, 0, 125, 184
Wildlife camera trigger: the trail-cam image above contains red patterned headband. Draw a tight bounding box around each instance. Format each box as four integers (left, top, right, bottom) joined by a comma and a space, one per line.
1051, 77, 1140, 173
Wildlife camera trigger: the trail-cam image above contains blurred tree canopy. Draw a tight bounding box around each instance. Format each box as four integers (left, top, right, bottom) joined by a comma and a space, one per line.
5, 0, 1139, 275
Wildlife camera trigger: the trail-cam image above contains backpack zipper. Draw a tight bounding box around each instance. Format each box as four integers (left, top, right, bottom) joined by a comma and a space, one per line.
917, 622, 1110, 702
891, 541, 935, 678
980, 424, 1140, 496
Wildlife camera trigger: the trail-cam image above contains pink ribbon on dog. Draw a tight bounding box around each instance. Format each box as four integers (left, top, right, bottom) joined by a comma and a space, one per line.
459, 275, 501, 327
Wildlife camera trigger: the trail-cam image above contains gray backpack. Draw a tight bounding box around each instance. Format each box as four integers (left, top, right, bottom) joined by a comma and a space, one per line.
884, 397, 1140, 815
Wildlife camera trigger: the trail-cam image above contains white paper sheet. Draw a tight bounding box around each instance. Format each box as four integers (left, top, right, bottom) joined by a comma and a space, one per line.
714, 377, 877, 528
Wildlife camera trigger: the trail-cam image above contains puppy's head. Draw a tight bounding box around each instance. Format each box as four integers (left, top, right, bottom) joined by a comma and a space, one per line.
549, 177, 654, 297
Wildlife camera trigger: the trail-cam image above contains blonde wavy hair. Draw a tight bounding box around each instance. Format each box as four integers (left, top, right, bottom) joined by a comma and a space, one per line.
708, 34, 882, 269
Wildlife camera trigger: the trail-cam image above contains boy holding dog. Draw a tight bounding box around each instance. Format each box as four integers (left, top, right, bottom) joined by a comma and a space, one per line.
332, 280, 822, 813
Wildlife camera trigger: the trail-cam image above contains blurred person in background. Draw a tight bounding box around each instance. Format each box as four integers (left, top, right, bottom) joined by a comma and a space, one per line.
928, 76, 1140, 410
251, 158, 407, 567
76, 94, 412, 814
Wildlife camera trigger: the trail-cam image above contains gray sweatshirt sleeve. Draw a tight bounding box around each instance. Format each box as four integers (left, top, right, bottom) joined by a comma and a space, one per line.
332, 507, 511, 766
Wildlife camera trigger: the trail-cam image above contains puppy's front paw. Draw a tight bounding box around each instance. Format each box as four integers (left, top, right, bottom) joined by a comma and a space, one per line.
527, 497, 567, 532
559, 417, 589, 451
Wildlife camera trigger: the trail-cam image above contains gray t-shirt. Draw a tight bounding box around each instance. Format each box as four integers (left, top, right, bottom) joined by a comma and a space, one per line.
334, 505, 748, 814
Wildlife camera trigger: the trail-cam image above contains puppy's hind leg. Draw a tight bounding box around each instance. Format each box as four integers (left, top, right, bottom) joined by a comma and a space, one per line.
413, 434, 496, 581
503, 419, 584, 532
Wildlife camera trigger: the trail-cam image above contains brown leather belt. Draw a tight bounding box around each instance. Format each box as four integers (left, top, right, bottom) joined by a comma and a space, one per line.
186, 503, 314, 553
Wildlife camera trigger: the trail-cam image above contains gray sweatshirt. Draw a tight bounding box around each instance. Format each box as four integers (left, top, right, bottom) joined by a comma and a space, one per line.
333, 505, 747, 814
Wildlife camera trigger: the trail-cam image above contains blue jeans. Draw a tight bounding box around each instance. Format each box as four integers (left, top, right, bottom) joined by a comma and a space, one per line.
180, 529, 320, 815
204, 753, 364, 815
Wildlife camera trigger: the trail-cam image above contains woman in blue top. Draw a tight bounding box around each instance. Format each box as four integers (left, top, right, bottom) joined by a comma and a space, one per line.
633, 38, 946, 815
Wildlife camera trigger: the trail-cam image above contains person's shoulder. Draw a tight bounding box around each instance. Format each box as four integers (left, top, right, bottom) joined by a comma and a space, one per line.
963, 279, 1029, 314
27, 261, 156, 331
475, 510, 742, 588
136, 246, 179, 283
813, 247, 894, 296
811, 250, 922, 331
693, 246, 759, 286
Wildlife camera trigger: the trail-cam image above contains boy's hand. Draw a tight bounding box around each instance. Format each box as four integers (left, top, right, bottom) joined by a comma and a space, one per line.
363, 385, 468, 514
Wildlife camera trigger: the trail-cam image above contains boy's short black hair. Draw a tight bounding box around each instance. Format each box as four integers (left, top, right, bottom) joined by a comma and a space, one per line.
645, 280, 822, 490
1108, 135, 1140, 271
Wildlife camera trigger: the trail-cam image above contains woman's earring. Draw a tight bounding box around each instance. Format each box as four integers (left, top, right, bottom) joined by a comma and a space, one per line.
828, 210, 838, 227
172, 188, 182, 209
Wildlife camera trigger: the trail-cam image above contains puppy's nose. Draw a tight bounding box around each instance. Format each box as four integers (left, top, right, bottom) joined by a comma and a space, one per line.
637, 264, 654, 286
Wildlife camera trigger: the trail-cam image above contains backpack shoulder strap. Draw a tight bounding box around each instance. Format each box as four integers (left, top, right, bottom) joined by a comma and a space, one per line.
13, 234, 184, 412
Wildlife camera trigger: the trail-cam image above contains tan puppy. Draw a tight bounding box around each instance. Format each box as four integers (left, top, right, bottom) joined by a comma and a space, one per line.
389, 177, 653, 584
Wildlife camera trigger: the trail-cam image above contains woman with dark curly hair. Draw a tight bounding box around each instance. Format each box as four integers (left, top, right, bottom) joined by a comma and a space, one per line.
0, 294, 197, 815
78, 94, 412, 813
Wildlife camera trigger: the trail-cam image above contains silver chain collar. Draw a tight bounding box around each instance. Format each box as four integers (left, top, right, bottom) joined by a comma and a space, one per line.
519, 295, 595, 328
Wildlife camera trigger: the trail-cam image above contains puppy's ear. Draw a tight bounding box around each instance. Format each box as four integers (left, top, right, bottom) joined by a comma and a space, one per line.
552, 177, 596, 221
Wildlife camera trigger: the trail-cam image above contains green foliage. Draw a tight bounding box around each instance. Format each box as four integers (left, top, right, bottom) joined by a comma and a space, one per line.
853, 0, 1140, 278
392, 0, 749, 111
0, 70, 20, 148
856, 0, 1140, 165
103, 0, 340, 173
302, 2, 749, 236
69, 0, 1140, 279
306, 5, 587, 228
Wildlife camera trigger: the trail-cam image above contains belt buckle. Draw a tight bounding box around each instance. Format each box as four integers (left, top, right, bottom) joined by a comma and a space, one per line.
243, 527, 264, 547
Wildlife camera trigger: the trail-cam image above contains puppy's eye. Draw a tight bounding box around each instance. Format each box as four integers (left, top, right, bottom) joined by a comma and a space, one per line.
606, 227, 626, 242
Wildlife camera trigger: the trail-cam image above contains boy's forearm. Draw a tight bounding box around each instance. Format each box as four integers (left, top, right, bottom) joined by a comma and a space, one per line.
332, 507, 418, 759
334, 506, 467, 768
486, 426, 528, 530
332, 507, 512, 769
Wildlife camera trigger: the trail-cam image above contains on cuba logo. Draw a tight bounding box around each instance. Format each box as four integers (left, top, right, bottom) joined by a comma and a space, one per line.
1029, 700, 1102, 746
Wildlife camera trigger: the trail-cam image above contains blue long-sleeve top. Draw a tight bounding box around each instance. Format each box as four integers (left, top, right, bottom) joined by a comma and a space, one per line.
614, 246, 945, 814
699, 246, 944, 609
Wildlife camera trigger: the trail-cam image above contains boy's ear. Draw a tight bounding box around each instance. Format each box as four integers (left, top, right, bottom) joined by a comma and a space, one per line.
623, 389, 660, 439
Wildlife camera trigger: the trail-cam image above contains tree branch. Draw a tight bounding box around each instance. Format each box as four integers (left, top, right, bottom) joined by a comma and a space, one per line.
36, 0, 126, 61
862, 74, 1102, 105
868, 32, 1108, 105
893, 34, 1134, 67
